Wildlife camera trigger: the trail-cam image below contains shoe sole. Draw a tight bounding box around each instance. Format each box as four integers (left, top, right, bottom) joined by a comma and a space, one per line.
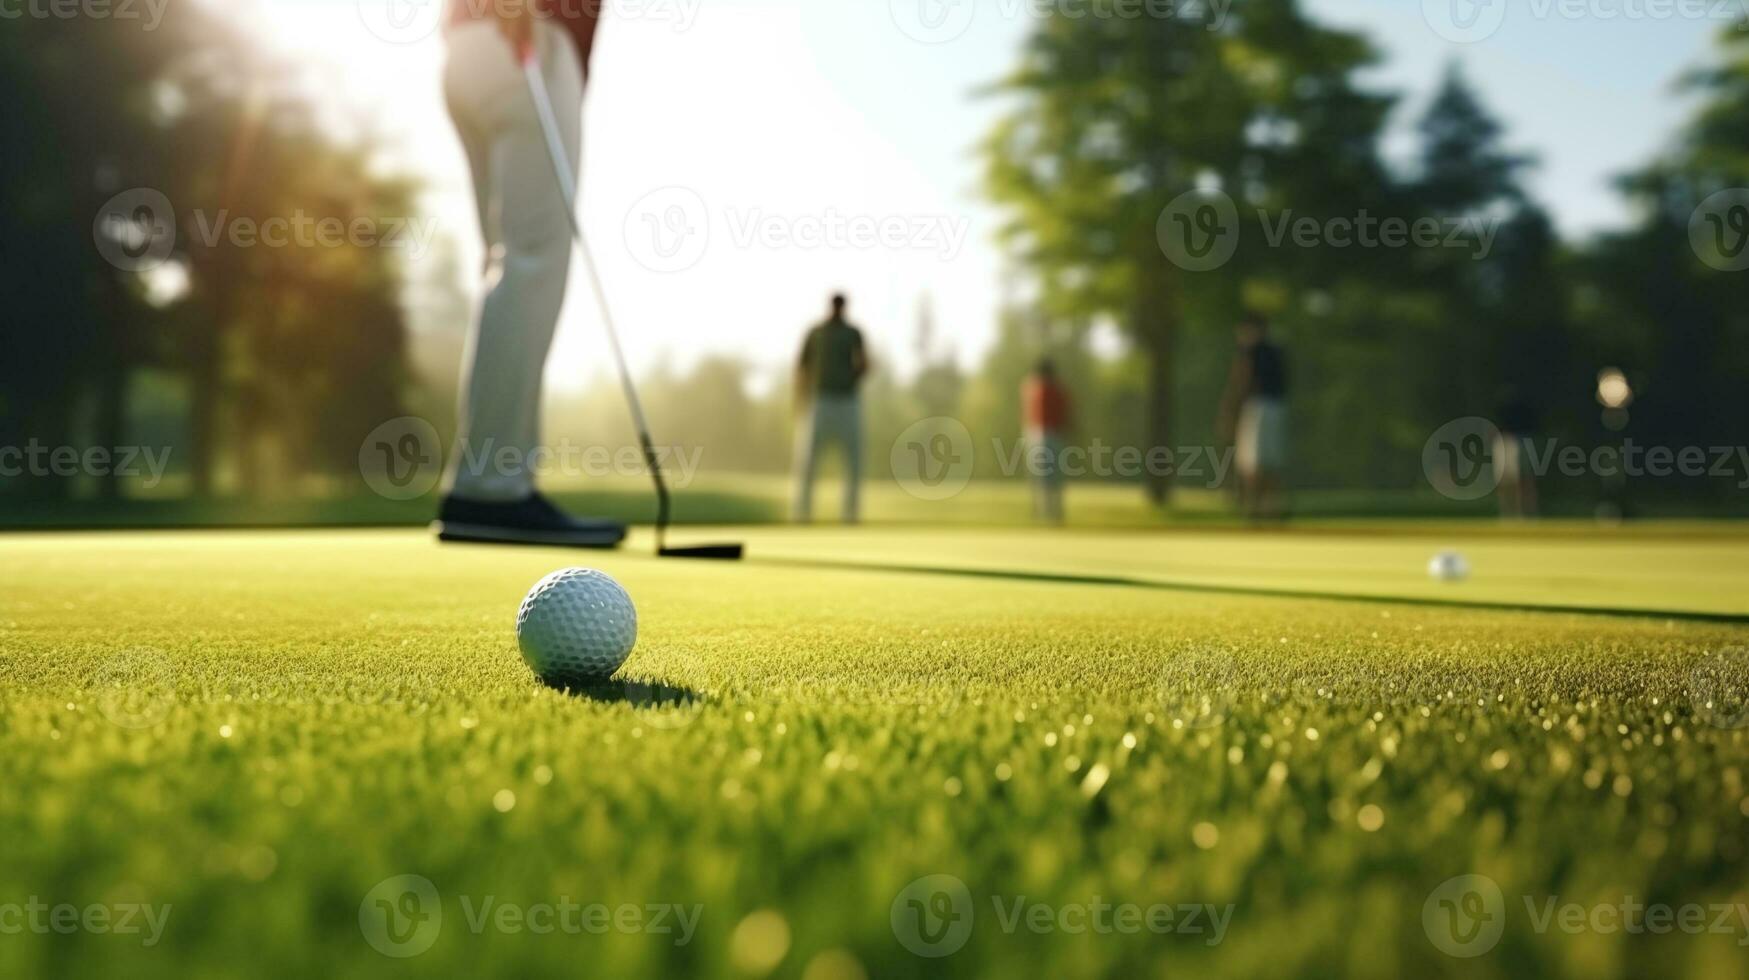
431, 521, 626, 549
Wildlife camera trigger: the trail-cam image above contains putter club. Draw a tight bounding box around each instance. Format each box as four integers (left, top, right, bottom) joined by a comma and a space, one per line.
520, 41, 743, 561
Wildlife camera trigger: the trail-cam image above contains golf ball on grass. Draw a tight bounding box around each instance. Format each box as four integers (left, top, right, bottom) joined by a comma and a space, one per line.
516, 568, 637, 687
1428, 550, 1470, 583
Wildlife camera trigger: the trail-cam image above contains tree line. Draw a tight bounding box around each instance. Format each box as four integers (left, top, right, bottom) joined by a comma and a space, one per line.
3, 1, 1744, 516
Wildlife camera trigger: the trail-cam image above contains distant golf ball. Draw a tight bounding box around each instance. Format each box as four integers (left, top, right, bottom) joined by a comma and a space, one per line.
516, 568, 637, 687
1428, 550, 1470, 583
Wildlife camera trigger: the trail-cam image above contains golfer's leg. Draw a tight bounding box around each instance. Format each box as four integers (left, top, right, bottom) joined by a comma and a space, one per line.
450, 23, 582, 501
841, 398, 863, 524
793, 406, 822, 522
443, 25, 503, 497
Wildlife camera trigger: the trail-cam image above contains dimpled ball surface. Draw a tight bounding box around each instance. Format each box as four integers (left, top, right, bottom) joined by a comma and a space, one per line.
515, 567, 637, 686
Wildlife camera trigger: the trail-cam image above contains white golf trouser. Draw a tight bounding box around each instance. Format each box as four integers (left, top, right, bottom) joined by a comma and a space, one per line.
793, 394, 863, 523
441, 22, 583, 501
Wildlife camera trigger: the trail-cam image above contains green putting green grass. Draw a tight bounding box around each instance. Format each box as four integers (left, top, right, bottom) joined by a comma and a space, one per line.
1, 528, 1747, 979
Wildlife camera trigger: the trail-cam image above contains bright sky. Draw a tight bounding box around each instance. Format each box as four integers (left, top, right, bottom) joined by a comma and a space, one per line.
250, 0, 1727, 387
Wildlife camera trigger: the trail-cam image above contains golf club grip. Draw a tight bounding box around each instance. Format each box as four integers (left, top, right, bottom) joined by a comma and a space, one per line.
521, 48, 672, 548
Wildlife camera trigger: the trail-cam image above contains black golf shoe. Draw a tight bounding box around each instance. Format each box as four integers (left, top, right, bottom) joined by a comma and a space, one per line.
433, 493, 627, 549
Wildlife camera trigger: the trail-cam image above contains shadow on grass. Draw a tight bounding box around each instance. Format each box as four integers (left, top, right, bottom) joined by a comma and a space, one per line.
755, 556, 1749, 625
552, 678, 705, 712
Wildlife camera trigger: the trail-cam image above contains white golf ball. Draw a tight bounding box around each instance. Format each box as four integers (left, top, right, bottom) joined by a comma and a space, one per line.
516, 568, 637, 687
1428, 550, 1470, 583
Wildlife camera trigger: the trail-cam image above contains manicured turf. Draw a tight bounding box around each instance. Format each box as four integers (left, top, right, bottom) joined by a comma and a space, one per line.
1, 528, 1746, 979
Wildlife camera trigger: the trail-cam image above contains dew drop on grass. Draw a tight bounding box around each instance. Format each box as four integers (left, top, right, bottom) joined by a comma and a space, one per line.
729, 909, 791, 976
1192, 822, 1219, 849
801, 948, 866, 980
493, 789, 515, 812
1079, 764, 1109, 798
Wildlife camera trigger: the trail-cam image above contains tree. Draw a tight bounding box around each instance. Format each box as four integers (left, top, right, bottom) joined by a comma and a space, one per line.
1, 8, 418, 503
982, 0, 1392, 503
1579, 26, 1749, 469
1408, 64, 1573, 441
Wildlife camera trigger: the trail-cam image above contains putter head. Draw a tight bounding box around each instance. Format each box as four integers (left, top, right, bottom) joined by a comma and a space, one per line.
657, 543, 745, 561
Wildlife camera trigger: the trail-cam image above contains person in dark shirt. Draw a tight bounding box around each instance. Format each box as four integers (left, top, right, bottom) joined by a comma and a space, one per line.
793, 293, 870, 523
1219, 311, 1289, 521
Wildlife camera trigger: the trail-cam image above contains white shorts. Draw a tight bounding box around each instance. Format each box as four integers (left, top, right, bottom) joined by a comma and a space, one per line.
1236, 397, 1288, 475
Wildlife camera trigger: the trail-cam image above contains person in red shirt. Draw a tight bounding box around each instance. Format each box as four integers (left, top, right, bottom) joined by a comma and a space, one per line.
432, 1, 625, 547
1022, 358, 1072, 524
